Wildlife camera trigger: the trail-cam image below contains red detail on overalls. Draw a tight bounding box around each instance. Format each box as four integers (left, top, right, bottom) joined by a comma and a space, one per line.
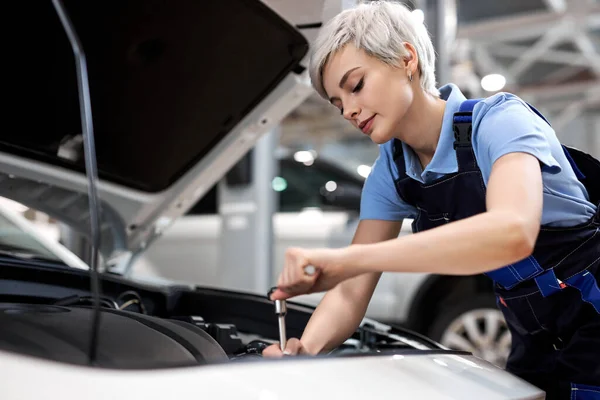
559, 282, 567, 289
499, 296, 507, 307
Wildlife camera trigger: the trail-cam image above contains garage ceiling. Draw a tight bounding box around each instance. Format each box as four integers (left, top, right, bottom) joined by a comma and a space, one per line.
279, 0, 600, 147
457, 0, 600, 122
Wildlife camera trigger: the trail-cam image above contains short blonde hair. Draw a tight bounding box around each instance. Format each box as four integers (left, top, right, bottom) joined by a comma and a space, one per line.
308, 1, 440, 99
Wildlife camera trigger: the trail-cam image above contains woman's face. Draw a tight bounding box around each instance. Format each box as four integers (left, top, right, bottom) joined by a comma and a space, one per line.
322, 43, 417, 144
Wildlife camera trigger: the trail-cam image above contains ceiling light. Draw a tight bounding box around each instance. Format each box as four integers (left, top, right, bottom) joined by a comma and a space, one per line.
481, 74, 506, 92
271, 177, 287, 192
325, 181, 338, 192
357, 165, 372, 178
293, 151, 315, 163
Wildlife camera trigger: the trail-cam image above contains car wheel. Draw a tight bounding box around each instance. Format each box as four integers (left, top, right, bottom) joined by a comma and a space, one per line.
428, 294, 511, 368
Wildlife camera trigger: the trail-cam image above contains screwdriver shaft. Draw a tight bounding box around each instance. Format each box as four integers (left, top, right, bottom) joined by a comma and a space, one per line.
278, 315, 287, 351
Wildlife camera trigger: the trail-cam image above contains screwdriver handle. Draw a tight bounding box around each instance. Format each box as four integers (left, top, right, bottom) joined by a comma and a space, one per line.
266, 265, 316, 299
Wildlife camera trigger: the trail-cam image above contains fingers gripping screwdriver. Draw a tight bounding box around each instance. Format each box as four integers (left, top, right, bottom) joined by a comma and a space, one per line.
268, 265, 316, 352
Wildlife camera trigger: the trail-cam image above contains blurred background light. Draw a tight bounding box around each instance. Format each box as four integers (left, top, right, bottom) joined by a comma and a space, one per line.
356, 164, 372, 178
411, 9, 425, 24
480, 74, 506, 92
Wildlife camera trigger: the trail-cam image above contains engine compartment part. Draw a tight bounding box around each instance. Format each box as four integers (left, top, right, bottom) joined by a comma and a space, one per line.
171, 315, 245, 355
0, 261, 445, 369
0, 303, 228, 368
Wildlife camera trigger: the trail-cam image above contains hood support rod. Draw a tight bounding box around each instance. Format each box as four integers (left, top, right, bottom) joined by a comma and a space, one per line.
52, 0, 103, 365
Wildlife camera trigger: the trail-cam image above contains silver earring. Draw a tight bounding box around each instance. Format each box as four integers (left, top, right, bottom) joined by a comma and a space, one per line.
409, 73, 413, 82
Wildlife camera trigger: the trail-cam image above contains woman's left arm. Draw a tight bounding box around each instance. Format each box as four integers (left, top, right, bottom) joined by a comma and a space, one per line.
273, 151, 545, 299
349, 151, 543, 276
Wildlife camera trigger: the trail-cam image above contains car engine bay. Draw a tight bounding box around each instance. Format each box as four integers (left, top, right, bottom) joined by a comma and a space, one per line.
0, 261, 445, 369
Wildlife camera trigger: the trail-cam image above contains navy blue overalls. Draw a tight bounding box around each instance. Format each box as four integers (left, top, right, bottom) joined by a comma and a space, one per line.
393, 99, 600, 399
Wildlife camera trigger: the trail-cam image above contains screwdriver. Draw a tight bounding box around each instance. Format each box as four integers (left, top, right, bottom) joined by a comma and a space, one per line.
268, 265, 316, 352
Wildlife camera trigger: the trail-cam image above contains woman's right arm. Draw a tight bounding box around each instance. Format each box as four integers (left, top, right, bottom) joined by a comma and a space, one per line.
263, 218, 402, 357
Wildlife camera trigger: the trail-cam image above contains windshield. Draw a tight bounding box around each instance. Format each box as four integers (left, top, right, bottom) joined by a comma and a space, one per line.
0, 213, 63, 263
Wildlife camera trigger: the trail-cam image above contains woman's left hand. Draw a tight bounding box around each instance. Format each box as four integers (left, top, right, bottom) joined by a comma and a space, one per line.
269, 246, 363, 301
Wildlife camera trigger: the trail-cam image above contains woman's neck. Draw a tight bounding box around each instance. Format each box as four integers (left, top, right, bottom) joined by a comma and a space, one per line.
394, 91, 446, 169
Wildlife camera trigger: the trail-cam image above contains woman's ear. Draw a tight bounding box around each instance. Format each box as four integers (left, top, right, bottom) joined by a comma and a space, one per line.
402, 42, 419, 77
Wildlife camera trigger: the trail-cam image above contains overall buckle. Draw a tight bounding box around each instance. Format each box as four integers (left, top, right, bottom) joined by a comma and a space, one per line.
452, 112, 473, 150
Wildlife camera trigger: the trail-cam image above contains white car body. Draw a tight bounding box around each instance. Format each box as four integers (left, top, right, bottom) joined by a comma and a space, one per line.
1, 350, 543, 400
0, 196, 541, 400
0, 199, 542, 400
0, 199, 89, 271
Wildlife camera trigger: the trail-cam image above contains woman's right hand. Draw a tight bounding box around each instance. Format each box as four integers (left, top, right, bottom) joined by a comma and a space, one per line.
262, 338, 309, 358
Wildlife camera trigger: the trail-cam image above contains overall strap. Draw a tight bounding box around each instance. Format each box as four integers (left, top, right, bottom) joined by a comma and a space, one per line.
392, 139, 407, 177
452, 99, 483, 172
452, 98, 584, 178
456, 98, 550, 291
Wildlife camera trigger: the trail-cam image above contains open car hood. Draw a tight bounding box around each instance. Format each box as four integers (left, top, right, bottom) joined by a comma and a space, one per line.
1, 0, 319, 267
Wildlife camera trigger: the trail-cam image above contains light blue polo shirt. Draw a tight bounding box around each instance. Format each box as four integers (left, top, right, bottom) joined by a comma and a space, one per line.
360, 83, 597, 227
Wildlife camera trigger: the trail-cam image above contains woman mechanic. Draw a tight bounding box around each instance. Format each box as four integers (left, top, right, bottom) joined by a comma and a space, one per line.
263, 1, 600, 398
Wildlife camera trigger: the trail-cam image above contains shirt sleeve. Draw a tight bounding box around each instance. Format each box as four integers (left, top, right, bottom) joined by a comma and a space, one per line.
472, 93, 562, 184
359, 143, 417, 221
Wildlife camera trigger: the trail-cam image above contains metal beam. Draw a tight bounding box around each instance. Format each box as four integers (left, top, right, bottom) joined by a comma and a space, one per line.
457, 5, 600, 43
535, 98, 588, 111
551, 87, 600, 130
473, 44, 517, 86
423, 0, 457, 87
572, 30, 600, 76
488, 44, 599, 68
518, 80, 600, 100
507, 24, 567, 79
543, 65, 589, 84
216, 128, 279, 294
571, 0, 596, 11
544, 0, 567, 13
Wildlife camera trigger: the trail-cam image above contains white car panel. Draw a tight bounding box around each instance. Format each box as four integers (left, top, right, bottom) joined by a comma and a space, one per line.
0, 200, 89, 271
0, 350, 544, 400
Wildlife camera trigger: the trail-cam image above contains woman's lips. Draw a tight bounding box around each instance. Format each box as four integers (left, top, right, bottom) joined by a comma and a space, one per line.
361, 115, 375, 134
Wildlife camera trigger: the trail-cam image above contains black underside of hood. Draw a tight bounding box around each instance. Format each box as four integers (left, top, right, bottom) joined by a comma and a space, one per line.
3, 0, 308, 193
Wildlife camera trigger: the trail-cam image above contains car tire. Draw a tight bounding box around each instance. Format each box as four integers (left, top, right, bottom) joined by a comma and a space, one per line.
428, 293, 511, 368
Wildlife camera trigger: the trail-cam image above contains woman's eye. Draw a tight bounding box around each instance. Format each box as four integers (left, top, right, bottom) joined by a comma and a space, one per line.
352, 78, 364, 93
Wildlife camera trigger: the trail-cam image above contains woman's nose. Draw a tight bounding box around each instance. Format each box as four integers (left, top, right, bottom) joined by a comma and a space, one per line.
343, 106, 360, 121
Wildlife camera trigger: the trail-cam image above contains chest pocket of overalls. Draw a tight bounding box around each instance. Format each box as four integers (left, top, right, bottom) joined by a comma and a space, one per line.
412, 208, 449, 233
397, 165, 488, 234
